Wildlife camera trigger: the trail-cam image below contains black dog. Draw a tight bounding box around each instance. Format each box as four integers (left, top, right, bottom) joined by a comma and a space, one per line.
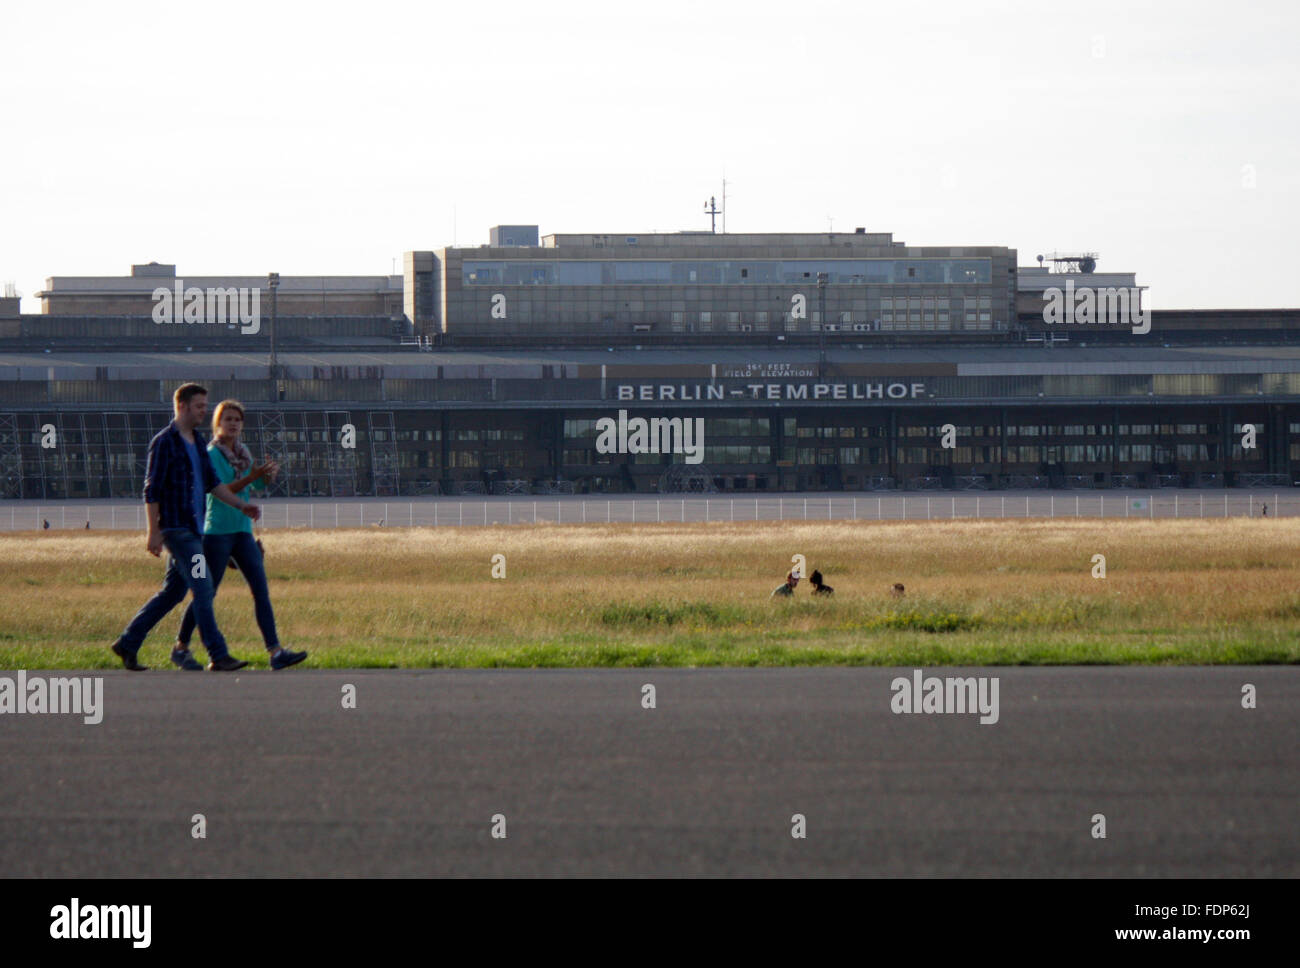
810, 569, 834, 595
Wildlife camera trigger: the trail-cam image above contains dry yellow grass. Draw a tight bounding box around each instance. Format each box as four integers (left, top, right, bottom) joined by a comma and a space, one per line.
2, 518, 1298, 667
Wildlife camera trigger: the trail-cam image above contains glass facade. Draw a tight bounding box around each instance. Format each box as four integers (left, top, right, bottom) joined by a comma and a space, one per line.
1, 401, 1292, 498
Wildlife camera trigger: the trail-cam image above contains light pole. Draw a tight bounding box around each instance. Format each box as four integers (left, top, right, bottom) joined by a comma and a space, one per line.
817, 271, 828, 377
267, 272, 280, 394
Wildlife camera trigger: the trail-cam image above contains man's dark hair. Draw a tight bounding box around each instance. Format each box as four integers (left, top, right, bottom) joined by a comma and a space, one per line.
174, 383, 209, 407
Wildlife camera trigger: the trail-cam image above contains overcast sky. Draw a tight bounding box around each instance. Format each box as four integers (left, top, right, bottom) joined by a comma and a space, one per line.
3, 0, 1296, 312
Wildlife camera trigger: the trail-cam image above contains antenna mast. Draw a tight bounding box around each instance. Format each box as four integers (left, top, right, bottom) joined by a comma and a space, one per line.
703, 196, 720, 234
1043, 251, 1099, 274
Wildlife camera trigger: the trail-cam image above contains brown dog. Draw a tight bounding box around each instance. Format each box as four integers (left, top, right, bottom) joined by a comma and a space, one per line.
891, 583, 905, 597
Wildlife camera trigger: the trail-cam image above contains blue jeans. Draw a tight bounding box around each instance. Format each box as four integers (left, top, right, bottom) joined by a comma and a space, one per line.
177, 531, 280, 652
116, 527, 229, 661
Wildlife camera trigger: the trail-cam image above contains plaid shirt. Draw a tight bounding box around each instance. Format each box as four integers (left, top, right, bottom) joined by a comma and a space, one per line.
142, 420, 219, 533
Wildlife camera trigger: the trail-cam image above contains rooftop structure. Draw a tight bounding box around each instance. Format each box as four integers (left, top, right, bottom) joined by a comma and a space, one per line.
37, 263, 404, 317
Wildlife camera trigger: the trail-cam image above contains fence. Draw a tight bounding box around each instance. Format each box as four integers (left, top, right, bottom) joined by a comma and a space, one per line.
3, 491, 1294, 531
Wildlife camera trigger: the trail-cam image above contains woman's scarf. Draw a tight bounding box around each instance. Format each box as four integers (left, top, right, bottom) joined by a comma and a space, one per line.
213, 437, 254, 476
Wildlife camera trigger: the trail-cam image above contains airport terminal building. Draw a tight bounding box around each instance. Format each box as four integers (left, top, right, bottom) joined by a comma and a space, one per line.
2, 227, 1299, 498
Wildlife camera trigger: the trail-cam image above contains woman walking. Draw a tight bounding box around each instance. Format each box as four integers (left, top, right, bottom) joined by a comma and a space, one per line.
171, 399, 307, 671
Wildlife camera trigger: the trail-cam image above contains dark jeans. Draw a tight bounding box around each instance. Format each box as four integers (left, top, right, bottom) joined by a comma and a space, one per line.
177, 531, 280, 652
115, 527, 229, 661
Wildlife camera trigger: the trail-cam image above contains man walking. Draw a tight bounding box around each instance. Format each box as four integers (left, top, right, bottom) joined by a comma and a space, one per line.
110, 384, 262, 671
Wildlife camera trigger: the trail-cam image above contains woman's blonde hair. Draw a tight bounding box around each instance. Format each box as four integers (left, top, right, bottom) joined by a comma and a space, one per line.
212, 399, 246, 436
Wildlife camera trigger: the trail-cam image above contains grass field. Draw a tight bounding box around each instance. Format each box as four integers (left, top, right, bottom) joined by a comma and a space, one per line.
2, 518, 1299, 668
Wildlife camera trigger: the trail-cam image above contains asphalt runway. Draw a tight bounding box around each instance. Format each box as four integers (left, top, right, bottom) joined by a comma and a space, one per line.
1, 667, 1295, 877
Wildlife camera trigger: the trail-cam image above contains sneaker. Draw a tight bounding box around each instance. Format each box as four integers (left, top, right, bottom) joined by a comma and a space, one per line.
269, 647, 308, 671
170, 647, 204, 671
206, 655, 249, 672
110, 641, 148, 672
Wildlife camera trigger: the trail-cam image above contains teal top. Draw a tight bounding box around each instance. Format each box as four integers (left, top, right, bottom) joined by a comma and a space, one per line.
203, 444, 265, 534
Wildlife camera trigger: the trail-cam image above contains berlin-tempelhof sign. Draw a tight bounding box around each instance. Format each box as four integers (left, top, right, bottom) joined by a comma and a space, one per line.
617, 382, 927, 401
